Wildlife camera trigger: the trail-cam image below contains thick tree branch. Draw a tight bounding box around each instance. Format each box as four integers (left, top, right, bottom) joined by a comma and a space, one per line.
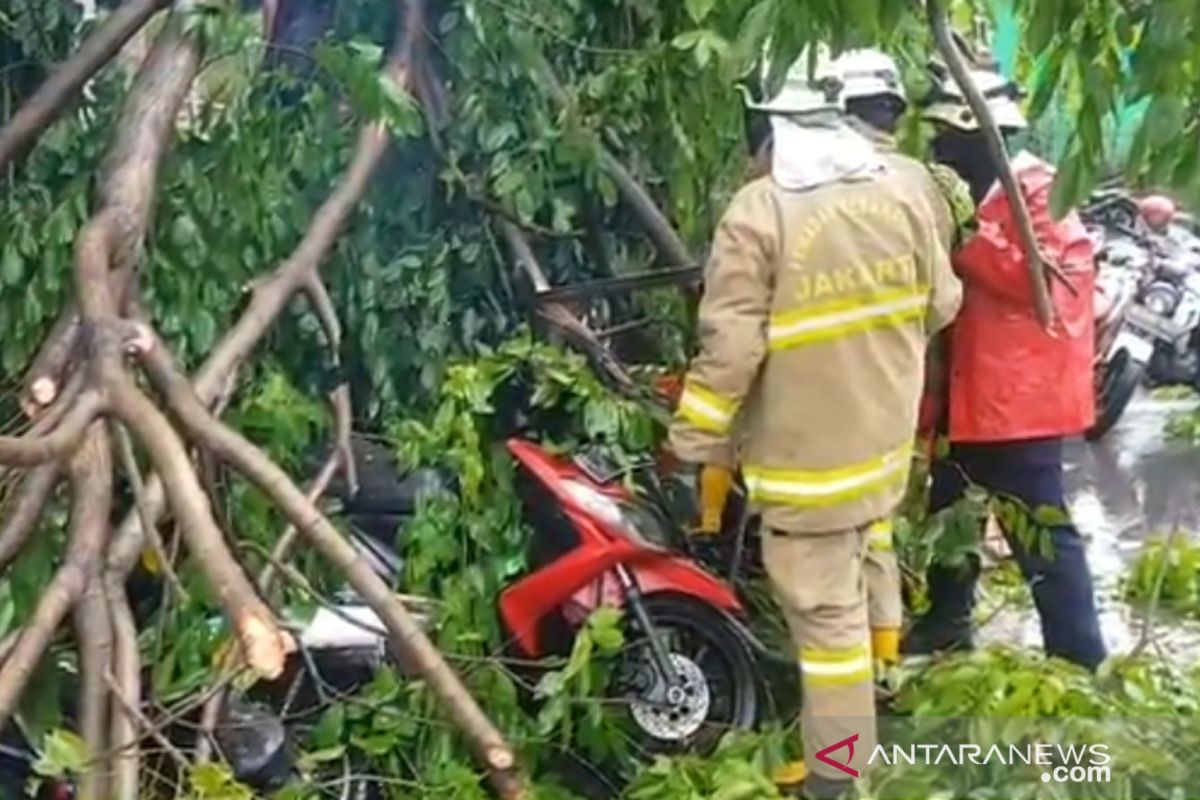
107, 586, 141, 800
75, 573, 114, 800
0, 463, 60, 572
138, 343, 525, 799
0, 0, 169, 173
927, 0, 1055, 328
0, 391, 105, 467
0, 424, 112, 732
109, 374, 289, 680
96, 8, 203, 256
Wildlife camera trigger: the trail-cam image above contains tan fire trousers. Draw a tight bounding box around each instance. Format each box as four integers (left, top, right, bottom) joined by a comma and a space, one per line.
865, 519, 902, 667
762, 525, 877, 783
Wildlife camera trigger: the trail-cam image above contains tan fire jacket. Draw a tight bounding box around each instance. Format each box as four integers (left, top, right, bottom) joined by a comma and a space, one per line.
670, 160, 963, 534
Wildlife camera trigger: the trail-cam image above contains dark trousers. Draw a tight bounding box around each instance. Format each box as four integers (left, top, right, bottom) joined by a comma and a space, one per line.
920, 439, 1107, 670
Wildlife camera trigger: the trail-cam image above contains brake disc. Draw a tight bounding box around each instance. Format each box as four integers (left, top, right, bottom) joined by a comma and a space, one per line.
628, 653, 711, 741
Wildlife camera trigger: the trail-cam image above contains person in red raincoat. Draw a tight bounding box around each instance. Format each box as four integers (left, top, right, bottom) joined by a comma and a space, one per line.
905, 64, 1106, 669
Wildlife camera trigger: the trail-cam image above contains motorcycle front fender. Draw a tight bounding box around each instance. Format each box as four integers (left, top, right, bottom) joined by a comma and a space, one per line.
499, 541, 744, 658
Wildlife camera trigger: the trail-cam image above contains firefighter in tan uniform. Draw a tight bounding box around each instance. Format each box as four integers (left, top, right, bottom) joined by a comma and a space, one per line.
670, 49, 962, 799
832, 50, 978, 688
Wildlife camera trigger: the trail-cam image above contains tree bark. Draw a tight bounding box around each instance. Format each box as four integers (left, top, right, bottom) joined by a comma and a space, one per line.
0, 425, 111, 730
0, 0, 169, 173
0, 464, 60, 572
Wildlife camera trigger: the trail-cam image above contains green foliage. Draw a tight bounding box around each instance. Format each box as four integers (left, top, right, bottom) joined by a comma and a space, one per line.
893, 453, 1068, 615
272, 337, 662, 793
183, 763, 255, 800
884, 646, 1200, 797
624, 730, 788, 800
1123, 535, 1200, 617
1165, 404, 1200, 444
31, 728, 89, 781
534, 606, 625, 749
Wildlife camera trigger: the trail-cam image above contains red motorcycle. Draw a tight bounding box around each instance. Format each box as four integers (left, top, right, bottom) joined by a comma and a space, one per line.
498, 438, 764, 754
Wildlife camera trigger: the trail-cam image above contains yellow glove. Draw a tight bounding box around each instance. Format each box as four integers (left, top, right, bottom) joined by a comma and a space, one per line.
697, 464, 734, 535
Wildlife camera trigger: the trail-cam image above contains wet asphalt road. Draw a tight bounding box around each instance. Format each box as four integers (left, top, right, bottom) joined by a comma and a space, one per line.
981, 393, 1200, 657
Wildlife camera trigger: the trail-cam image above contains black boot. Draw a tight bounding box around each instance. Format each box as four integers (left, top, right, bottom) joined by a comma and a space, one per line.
901, 616, 975, 656
903, 560, 978, 656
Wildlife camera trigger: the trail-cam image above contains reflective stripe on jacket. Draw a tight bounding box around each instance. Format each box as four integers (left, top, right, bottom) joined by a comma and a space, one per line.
671, 161, 963, 534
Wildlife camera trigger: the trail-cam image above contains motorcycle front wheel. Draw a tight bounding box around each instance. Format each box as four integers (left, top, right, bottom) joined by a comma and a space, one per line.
617, 593, 760, 757
1086, 349, 1145, 441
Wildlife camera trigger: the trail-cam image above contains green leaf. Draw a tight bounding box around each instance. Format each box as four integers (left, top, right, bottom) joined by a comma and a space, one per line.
33, 729, 89, 777
685, 0, 716, 24
686, 0, 710, 23
588, 605, 625, 652
299, 744, 347, 768
311, 703, 345, 749
733, 0, 775, 65
1147, 94, 1187, 147
671, 30, 705, 51
1032, 505, 1070, 528
1049, 148, 1088, 219
1, 245, 23, 287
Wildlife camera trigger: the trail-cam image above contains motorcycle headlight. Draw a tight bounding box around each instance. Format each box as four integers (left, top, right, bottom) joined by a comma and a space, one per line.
560, 480, 671, 550
1144, 287, 1179, 316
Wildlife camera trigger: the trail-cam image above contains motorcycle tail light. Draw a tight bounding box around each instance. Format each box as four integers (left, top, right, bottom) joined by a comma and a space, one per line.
1139, 194, 1177, 231
44, 782, 74, 800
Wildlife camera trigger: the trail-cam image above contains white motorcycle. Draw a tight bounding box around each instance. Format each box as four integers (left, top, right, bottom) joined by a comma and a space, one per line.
1086, 191, 1200, 440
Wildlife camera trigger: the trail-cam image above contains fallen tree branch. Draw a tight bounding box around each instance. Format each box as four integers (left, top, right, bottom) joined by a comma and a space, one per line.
529, 51, 693, 267
0, 424, 112, 732
22, 309, 82, 414
1131, 527, 1183, 659
0, 391, 105, 467
138, 342, 525, 800
303, 275, 357, 494
0, 0, 169, 173
0, 463, 60, 573
109, 373, 289, 680
927, 0, 1055, 329
75, 572, 114, 800
257, 402, 347, 597
107, 585, 141, 800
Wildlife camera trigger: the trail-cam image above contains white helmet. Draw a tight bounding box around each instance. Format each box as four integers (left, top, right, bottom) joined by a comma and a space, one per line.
742, 43, 842, 117
922, 63, 1026, 131
831, 49, 906, 106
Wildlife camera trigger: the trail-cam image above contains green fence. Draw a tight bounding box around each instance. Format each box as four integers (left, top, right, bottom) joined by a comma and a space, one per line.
990, 0, 1146, 171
